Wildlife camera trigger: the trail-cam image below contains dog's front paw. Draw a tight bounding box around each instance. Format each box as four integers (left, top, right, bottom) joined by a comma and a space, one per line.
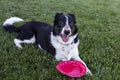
86, 68, 92, 76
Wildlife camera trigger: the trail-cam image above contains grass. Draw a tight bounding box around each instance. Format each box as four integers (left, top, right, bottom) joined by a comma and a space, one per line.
0, 0, 120, 80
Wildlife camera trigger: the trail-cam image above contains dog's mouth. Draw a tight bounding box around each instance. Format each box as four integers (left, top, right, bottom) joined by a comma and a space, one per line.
61, 34, 69, 42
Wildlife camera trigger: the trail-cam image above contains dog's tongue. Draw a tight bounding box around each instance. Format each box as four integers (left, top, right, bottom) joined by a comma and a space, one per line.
61, 35, 69, 42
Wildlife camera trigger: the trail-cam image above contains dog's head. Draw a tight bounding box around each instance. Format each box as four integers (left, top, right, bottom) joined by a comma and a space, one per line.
52, 13, 78, 44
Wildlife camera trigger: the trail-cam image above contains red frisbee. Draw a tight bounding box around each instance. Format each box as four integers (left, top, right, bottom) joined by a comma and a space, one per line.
56, 60, 86, 78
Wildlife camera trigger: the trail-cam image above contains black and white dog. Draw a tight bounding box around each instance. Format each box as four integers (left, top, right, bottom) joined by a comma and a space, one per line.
3, 13, 92, 75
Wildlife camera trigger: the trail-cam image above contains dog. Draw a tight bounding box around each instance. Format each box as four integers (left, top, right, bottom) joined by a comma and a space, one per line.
3, 13, 92, 75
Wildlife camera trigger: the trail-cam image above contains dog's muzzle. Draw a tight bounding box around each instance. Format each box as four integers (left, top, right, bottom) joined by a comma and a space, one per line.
60, 29, 71, 42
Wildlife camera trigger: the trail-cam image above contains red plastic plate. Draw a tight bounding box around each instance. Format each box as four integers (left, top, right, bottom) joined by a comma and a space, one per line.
56, 60, 86, 77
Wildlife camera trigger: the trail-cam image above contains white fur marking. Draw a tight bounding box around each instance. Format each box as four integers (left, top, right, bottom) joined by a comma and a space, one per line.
38, 45, 43, 50
23, 35, 36, 44
65, 16, 69, 25
3, 17, 24, 26
51, 32, 79, 60
14, 35, 35, 48
61, 16, 71, 35
14, 39, 23, 48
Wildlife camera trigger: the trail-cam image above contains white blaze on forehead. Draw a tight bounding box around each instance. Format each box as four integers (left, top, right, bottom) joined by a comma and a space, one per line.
65, 16, 69, 25
60, 15, 72, 42
61, 15, 71, 36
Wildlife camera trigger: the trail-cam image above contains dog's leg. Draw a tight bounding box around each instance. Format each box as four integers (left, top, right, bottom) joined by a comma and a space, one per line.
14, 39, 23, 48
14, 35, 35, 49
72, 48, 92, 75
74, 56, 92, 76
22, 35, 35, 44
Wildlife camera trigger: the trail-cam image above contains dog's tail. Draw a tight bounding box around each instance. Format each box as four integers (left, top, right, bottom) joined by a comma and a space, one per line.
3, 17, 24, 33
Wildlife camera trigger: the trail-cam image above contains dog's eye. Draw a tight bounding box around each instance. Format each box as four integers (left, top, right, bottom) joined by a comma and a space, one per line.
58, 25, 61, 28
59, 21, 64, 26
55, 25, 61, 28
55, 25, 62, 31
69, 22, 74, 26
58, 25, 62, 28
69, 22, 75, 28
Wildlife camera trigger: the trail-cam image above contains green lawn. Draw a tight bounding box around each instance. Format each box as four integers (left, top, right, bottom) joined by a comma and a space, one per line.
0, 0, 120, 80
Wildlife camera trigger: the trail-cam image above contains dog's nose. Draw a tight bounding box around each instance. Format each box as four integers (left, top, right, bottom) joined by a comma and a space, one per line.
64, 30, 70, 35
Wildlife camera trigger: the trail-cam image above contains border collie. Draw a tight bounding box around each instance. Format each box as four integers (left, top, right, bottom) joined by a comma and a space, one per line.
3, 13, 92, 75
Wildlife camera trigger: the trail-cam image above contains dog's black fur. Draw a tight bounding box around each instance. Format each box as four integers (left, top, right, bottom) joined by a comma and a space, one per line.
3, 13, 77, 55
3, 13, 92, 75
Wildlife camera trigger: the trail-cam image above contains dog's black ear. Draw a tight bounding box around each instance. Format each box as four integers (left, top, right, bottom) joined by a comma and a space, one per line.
68, 14, 75, 19
55, 13, 63, 18
54, 13, 63, 24
68, 13, 76, 23
54, 13, 63, 20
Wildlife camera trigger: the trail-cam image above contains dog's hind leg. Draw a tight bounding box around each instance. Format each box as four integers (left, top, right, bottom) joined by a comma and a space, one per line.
14, 35, 36, 49
14, 39, 23, 48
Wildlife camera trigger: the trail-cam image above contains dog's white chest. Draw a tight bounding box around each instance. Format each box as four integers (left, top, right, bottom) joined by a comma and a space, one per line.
55, 43, 79, 61
51, 33, 79, 61
58, 45, 72, 55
